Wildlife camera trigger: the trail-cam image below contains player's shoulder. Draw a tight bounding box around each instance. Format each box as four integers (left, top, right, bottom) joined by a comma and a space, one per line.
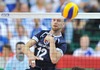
58, 36, 66, 44
40, 30, 49, 33
39, 30, 50, 35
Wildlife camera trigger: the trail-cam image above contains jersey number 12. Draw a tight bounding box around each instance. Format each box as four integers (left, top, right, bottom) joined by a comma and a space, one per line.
37, 47, 47, 59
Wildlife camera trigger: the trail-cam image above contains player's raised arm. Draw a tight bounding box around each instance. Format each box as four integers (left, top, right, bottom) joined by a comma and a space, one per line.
22, 31, 43, 60
49, 36, 62, 64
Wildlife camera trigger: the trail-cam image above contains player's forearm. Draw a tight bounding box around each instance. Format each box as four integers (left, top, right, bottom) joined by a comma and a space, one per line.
23, 39, 36, 56
50, 37, 58, 64
24, 46, 35, 57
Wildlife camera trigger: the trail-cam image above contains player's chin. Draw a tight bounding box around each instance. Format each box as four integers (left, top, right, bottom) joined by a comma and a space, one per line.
52, 27, 59, 31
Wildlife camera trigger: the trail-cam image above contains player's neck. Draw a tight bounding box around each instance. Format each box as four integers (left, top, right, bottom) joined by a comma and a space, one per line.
50, 30, 61, 36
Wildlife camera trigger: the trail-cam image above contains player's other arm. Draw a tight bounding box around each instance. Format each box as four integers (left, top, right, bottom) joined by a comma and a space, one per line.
23, 39, 37, 58
23, 31, 42, 60
49, 37, 63, 64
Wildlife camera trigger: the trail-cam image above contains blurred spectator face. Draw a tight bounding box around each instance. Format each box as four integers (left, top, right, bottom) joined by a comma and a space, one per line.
16, 43, 24, 61
2, 45, 11, 57
34, 19, 40, 27
0, 2, 5, 12
79, 0, 89, 9
16, 19, 22, 24
17, 25, 25, 37
37, 0, 45, 5
60, 0, 66, 6
20, 4, 29, 12
95, 46, 100, 51
51, 19, 64, 31
45, 3, 52, 12
80, 36, 90, 50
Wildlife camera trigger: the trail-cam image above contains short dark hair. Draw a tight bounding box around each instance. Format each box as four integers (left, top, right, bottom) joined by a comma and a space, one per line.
16, 42, 25, 47
72, 67, 85, 70
3, 44, 11, 51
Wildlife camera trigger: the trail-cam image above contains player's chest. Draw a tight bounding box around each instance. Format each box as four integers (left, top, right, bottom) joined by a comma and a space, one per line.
36, 37, 50, 49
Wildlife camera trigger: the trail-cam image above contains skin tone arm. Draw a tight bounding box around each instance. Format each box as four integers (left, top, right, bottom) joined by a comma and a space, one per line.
45, 35, 62, 64
23, 39, 39, 60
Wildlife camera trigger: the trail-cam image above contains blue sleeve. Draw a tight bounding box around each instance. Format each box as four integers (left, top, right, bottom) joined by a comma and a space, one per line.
56, 42, 67, 55
57, 42, 67, 54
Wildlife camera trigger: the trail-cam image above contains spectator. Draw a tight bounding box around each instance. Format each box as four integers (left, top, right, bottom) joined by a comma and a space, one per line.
73, 20, 86, 43
0, 45, 13, 69
3, 0, 19, 12
0, 22, 8, 37
10, 24, 29, 53
71, 0, 81, 4
45, 2, 53, 12
93, 41, 100, 57
29, 0, 36, 6
56, 0, 68, 12
30, 19, 48, 38
20, 0, 36, 7
7, 19, 21, 38
0, 0, 9, 12
73, 20, 86, 30
0, 1, 8, 37
20, 3, 30, 12
42, 2, 53, 30
73, 35, 94, 56
20, 3, 33, 37
0, 31, 9, 52
30, 0, 46, 13
65, 21, 73, 44
5, 42, 29, 70
98, 0, 100, 9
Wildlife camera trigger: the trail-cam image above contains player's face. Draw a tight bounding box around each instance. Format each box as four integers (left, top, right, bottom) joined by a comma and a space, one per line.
51, 19, 64, 31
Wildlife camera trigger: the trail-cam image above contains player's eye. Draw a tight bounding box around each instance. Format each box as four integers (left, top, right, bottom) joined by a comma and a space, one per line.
57, 19, 61, 22
53, 19, 56, 21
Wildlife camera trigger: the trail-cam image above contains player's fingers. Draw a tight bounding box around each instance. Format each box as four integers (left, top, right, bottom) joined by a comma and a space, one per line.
35, 56, 40, 60
35, 57, 44, 60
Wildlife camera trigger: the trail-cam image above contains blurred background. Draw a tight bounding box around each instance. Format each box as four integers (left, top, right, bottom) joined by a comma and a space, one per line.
0, 0, 100, 12
0, 0, 100, 70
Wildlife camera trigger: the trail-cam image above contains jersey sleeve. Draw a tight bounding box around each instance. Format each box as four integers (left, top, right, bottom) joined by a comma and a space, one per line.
32, 31, 43, 42
56, 42, 67, 56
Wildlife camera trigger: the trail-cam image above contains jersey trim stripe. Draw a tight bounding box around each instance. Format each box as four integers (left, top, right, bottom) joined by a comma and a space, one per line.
32, 36, 39, 42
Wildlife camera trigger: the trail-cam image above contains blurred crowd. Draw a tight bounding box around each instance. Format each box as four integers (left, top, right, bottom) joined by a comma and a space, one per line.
0, 0, 100, 70
0, 0, 100, 13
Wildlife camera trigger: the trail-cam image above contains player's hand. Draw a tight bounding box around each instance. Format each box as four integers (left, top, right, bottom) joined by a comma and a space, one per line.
28, 55, 41, 68
28, 53, 40, 61
44, 34, 54, 43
